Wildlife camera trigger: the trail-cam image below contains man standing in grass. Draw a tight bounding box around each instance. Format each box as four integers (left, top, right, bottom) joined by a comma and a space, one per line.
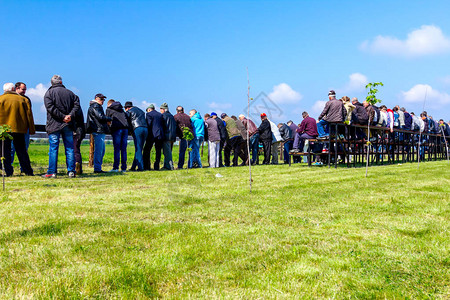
239, 114, 259, 165
0, 83, 35, 177
160, 103, 177, 170
204, 113, 220, 168
212, 112, 228, 167
106, 99, 129, 172
144, 104, 164, 170
11, 82, 32, 168
173, 106, 193, 169
258, 113, 272, 165
125, 101, 148, 171
43, 75, 80, 178
189, 109, 205, 168
221, 113, 243, 167
86, 94, 112, 174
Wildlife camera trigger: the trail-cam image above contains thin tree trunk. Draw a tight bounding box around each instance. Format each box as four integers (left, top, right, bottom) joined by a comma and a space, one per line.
89, 134, 94, 168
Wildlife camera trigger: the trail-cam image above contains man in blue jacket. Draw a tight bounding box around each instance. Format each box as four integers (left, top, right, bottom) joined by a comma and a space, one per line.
189, 109, 205, 168
144, 104, 164, 170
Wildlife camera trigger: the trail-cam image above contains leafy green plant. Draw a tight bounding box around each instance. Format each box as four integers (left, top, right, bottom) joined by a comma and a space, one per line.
365, 82, 384, 105
0, 125, 13, 191
182, 126, 194, 171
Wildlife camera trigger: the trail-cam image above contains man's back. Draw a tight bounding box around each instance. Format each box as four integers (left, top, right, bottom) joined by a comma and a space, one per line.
319, 99, 345, 122
174, 112, 193, 138
44, 84, 80, 134
146, 110, 164, 140
0, 92, 35, 134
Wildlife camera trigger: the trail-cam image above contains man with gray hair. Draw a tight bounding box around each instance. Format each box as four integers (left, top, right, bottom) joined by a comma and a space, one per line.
0, 83, 35, 176
42, 75, 80, 178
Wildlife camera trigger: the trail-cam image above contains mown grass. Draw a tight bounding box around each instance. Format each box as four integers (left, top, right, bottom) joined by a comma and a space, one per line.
0, 144, 449, 298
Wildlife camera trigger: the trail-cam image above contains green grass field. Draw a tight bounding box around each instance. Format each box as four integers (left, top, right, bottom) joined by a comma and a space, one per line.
1, 143, 449, 298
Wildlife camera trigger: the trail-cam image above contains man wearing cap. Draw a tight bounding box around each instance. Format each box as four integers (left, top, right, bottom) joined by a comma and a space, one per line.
43, 75, 80, 178
173, 106, 193, 169
317, 90, 346, 138
125, 101, 148, 171
221, 113, 243, 167
212, 112, 228, 167
258, 113, 272, 165
143, 104, 164, 170
160, 103, 177, 170
86, 93, 112, 173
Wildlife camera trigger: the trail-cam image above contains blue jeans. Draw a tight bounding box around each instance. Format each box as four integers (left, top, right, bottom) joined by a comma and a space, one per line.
112, 129, 128, 171
92, 133, 106, 172
189, 137, 203, 168
317, 120, 329, 137
249, 133, 260, 164
283, 140, 292, 163
178, 138, 188, 169
47, 126, 75, 174
132, 127, 148, 171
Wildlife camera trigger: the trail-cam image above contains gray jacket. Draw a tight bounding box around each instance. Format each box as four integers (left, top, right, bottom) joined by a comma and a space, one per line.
318, 99, 346, 122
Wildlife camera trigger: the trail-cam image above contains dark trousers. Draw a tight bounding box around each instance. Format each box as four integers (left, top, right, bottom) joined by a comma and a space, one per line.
143, 137, 163, 170
261, 139, 272, 165
224, 136, 243, 166
1, 133, 33, 176
177, 138, 188, 169
218, 140, 225, 167
73, 132, 84, 173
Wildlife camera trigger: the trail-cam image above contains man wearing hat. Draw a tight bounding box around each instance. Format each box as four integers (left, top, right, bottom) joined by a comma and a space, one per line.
317, 90, 346, 138
160, 102, 177, 170
258, 113, 272, 165
143, 104, 164, 170
125, 101, 148, 171
86, 93, 112, 173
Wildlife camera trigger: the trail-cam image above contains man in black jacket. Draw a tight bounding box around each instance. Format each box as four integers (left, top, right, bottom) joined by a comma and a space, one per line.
173, 106, 193, 169
86, 93, 112, 173
144, 104, 164, 170
125, 101, 148, 171
73, 106, 85, 175
258, 113, 272, 165
160, 102, 177, 170
43, 75, 80, 178
106, 100, 129, 172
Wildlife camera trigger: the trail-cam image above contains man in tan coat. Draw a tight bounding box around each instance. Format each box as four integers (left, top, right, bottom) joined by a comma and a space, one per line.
0, 83, 35, 176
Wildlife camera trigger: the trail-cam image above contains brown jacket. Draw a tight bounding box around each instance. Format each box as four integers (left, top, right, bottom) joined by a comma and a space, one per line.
0, 92, 35, 134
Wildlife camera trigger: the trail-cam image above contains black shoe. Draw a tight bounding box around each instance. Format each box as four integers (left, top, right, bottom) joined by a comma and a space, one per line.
94, 170, 107, 174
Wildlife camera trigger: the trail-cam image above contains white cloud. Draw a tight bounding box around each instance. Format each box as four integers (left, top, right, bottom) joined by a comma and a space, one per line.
401, 84, 450, 105
267, 83, 302, 104
311, 100, 327, 115
207, 101, 232, 116
27, 83, 49, 104
360, 25, 450, 57
337, 73, 369, 94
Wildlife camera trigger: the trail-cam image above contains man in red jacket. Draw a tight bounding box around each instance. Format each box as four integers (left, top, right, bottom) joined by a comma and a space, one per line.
291, 111, 318, 152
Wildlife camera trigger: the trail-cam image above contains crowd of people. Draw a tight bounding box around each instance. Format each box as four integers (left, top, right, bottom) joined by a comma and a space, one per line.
0, 76, 449, 178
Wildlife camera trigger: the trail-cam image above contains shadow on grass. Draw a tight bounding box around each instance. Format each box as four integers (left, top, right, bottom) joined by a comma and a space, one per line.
0, 220, 76, 242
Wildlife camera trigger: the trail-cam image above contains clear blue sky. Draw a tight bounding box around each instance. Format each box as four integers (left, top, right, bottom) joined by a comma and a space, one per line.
1, 0, 450, 124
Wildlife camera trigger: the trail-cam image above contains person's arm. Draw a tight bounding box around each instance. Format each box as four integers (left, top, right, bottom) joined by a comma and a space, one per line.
69, 94, 81, 118
25, 99, 36, 135
318, 102, 329, 121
